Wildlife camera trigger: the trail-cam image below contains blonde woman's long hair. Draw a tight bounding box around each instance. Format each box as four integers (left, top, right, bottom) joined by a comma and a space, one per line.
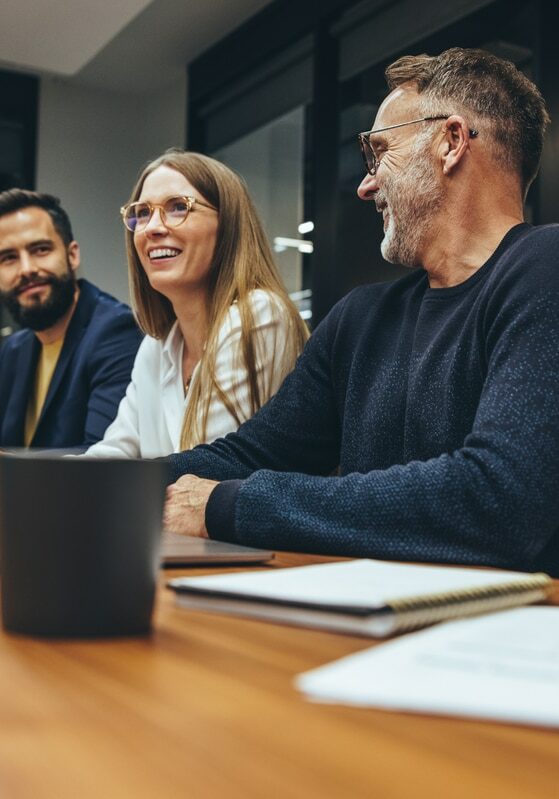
126, 149, 309, 450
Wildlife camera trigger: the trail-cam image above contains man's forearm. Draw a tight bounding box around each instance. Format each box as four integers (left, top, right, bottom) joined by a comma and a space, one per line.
208, 452, 559, 573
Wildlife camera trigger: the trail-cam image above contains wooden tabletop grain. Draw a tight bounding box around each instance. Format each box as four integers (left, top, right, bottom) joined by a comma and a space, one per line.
0, 551, 557, 799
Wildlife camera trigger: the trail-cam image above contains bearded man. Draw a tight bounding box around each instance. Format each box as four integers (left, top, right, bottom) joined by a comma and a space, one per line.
0, 190, 142, 449
164, 48, 559, 575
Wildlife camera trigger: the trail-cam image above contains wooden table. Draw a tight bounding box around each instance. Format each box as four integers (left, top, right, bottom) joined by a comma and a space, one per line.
0, 552, 557, 799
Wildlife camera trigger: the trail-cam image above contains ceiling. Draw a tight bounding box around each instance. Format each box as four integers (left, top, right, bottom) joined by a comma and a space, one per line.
0, 0, 273, 93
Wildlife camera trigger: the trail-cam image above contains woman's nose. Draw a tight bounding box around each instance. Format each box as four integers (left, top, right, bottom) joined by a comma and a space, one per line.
143, 207, 167, 234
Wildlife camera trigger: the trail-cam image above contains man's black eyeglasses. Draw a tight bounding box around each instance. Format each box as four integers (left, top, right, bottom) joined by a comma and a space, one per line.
357, 115, 479, 176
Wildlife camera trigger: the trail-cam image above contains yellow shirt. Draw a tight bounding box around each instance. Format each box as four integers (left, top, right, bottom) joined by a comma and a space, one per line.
24, 338, 65, 447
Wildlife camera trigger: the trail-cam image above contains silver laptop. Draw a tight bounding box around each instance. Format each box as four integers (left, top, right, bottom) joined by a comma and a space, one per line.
161, 532, 274, 566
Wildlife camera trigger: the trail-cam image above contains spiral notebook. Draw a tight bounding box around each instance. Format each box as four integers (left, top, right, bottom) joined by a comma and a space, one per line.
168, 559, 552, 637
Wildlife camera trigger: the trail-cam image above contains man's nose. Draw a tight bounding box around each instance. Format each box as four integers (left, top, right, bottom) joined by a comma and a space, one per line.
357, 172, 378, 201
19, 252, 38, 276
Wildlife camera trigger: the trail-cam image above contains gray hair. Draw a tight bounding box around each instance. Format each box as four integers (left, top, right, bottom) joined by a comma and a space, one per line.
385, 47, 550, 195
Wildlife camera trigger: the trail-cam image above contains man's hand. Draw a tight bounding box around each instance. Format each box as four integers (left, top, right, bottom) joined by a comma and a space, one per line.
163, 474, 219, 538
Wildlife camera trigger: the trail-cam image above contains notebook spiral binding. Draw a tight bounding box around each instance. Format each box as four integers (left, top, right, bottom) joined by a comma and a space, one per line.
386, 574, 552, 634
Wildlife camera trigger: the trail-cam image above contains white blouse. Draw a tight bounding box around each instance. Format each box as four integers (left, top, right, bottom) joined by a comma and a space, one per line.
85, 290, 294, 459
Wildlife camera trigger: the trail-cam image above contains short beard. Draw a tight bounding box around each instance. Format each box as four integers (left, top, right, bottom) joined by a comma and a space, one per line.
1, 271, 76, 331
378, 131, 444, 268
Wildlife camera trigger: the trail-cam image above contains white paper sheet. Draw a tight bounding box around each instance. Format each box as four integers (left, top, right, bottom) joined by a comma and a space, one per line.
296, 607, 559, 728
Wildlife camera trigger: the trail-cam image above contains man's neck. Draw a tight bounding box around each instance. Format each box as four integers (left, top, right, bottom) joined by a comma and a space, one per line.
421, 182, 525, 289
35, 284, 80, 346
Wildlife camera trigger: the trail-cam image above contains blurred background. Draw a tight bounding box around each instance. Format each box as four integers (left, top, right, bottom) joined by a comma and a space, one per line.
1, 0, 558, 343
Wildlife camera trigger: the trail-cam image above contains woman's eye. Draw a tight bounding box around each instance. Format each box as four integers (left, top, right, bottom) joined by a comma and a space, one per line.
136, 205, 150, 219
168, 199, 188, 213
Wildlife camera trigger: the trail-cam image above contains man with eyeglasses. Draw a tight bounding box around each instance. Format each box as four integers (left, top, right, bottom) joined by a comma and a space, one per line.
164, 48, 559, 575
0, 189, 142, 450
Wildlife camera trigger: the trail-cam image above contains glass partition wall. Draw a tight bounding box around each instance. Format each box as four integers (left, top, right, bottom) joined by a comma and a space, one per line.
189, 0, 559, 326
213, 106, 311, 320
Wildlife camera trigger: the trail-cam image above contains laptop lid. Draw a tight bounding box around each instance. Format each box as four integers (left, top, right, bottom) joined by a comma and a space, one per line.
161, 532, 274, 567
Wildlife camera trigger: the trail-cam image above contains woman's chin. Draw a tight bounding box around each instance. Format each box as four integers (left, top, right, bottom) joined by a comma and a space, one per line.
146, 270, 178, 297
147, 272, 209, 305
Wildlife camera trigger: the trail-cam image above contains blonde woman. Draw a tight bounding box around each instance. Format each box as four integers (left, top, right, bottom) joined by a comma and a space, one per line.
86, 150, 308, 458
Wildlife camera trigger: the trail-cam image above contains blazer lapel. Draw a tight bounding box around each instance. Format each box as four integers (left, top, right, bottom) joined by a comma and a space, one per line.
34, 281, 95, 434
3, 333, 40, 444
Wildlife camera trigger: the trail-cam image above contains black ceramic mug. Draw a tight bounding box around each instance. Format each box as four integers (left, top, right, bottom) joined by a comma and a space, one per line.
0, 455, 167, 637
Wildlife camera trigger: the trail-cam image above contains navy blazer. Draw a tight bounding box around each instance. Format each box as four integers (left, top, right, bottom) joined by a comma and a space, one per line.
0, 279, 142, 449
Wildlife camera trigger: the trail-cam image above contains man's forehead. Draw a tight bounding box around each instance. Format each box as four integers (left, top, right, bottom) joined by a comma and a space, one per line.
0, 206, 57, 244
372, 85, 421, 130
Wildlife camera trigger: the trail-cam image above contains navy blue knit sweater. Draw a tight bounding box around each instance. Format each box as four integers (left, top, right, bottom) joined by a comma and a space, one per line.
167, 224, 559, 575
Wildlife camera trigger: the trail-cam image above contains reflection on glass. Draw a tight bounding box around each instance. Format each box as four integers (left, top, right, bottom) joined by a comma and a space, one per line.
212, 106, 307, 301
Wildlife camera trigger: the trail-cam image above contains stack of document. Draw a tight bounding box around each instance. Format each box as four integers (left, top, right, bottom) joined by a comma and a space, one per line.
168, 559, 551, 637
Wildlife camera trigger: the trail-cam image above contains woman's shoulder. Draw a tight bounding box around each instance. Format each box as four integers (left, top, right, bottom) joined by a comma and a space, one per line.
247, 288, 284, 317
135, 332, 161, 354
221, 289, 283, 329
132, 330, 170, 366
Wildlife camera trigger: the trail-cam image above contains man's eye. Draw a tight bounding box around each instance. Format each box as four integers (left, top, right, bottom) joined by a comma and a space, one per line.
0, 254, 15, 265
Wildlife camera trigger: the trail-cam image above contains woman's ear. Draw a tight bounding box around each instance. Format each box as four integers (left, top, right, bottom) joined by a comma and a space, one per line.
441, 115, 472, 176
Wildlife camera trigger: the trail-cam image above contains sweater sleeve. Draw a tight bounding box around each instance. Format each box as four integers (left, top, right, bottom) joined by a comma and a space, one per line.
225, 252, 559, 572
169, 246, 559, 573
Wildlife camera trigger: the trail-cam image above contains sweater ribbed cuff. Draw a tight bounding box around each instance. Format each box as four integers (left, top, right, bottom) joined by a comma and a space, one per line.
205, 479, 244, 543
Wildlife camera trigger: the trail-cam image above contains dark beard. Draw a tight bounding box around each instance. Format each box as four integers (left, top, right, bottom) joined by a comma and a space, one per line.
1, 272, 76, 331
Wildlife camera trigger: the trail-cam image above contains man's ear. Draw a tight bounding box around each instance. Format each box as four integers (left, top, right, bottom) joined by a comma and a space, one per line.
67, 241, 81, 273
440, 115, 472, 176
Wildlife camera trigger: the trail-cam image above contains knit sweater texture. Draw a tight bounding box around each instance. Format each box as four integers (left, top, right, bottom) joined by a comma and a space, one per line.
167, 224, 559, 575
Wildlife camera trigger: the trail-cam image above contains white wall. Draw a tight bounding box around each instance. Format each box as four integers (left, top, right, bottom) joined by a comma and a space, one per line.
36, 75, 187, 303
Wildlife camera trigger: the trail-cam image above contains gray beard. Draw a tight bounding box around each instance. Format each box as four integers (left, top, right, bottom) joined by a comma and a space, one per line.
378, 140, 444, 268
